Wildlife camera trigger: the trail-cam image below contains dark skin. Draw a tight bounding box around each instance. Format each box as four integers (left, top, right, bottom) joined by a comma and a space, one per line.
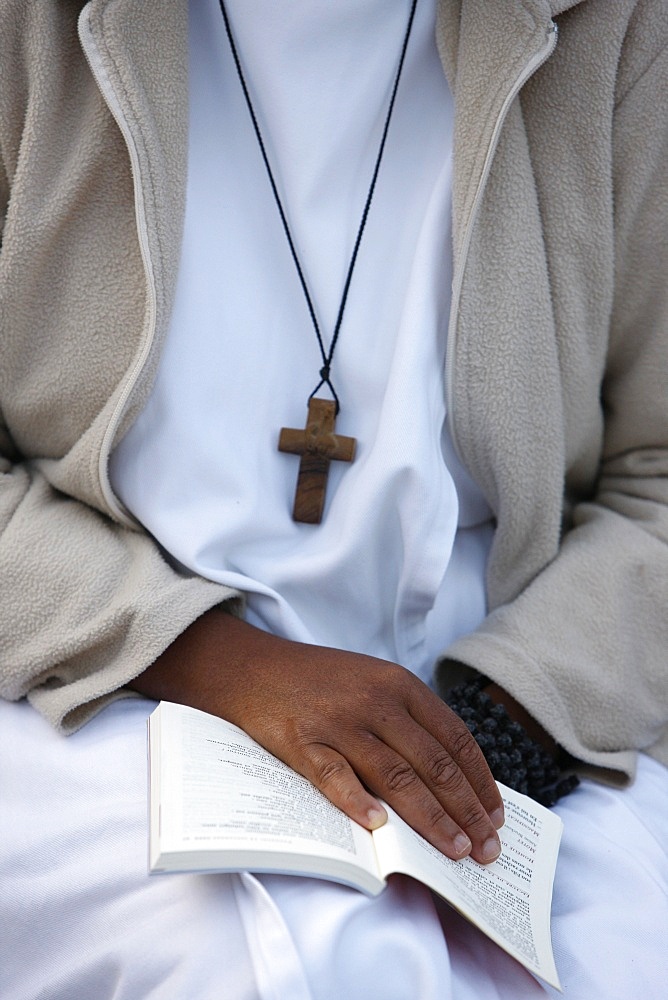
130, 607, 523, 864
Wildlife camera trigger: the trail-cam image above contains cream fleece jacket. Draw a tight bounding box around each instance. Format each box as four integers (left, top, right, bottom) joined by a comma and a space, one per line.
0, 0, 666, 779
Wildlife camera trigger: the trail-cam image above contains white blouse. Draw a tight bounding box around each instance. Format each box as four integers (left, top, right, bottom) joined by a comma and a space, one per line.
110, 0, 494, 686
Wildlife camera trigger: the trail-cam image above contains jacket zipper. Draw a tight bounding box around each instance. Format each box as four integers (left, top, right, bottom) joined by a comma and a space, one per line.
78, 8, 158, 527
445, 22, 558, 460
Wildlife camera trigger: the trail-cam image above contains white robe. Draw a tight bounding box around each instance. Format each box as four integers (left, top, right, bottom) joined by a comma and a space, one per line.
110, 0, 495, 678
2, 697, 666, 999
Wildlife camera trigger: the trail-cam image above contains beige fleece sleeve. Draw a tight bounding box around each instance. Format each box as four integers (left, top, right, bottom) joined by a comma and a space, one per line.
440, 38, 668, 780
0, 447, 240, 734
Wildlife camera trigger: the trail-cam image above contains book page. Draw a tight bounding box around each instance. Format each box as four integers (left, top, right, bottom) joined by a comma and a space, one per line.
372, 785, 562, 990
151, 702, 382, 891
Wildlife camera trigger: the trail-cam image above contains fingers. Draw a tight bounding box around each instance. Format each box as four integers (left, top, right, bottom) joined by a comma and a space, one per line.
286, 713, 502, 864
337, 664, 504, 859
292, 729, 500, 864
293, 743, 389, 831
406, 686, 506, 830
353, 722, 502, 864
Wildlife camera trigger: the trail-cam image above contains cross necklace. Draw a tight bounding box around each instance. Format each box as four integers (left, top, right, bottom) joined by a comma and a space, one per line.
219, 0, 418, 523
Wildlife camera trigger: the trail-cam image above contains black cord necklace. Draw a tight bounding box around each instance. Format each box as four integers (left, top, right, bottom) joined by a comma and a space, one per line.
219, 0, 419, 523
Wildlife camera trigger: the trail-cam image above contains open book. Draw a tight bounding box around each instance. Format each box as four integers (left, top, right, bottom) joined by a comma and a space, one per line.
148, 701, 563, 990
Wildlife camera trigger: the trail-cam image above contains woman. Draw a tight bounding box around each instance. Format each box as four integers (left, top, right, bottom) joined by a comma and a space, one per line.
1, 0, 667, 996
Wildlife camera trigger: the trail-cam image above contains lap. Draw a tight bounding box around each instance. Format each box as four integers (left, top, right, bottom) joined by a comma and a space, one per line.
1, 697, 666, 1000
435, 753, 668, 1000
1, 697, 256, 1000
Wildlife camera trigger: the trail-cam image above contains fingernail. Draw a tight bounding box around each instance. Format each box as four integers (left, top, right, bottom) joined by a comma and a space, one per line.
481, 836, 501, 862
366, 806, 387, 829
490, 806, 505, 830
454, 833, 472, 857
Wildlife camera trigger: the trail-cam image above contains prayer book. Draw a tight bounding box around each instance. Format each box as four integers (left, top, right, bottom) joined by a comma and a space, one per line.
148, 701, 563, 990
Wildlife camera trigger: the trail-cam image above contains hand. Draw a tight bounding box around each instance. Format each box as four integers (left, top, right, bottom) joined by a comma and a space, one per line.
130, 608, 505, 863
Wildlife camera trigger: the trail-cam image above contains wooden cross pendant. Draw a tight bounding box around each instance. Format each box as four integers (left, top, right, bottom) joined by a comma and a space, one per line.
278, 397, 356, 524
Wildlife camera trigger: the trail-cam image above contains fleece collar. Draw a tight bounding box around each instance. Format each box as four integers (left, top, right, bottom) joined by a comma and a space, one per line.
80, 0, 586, 332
